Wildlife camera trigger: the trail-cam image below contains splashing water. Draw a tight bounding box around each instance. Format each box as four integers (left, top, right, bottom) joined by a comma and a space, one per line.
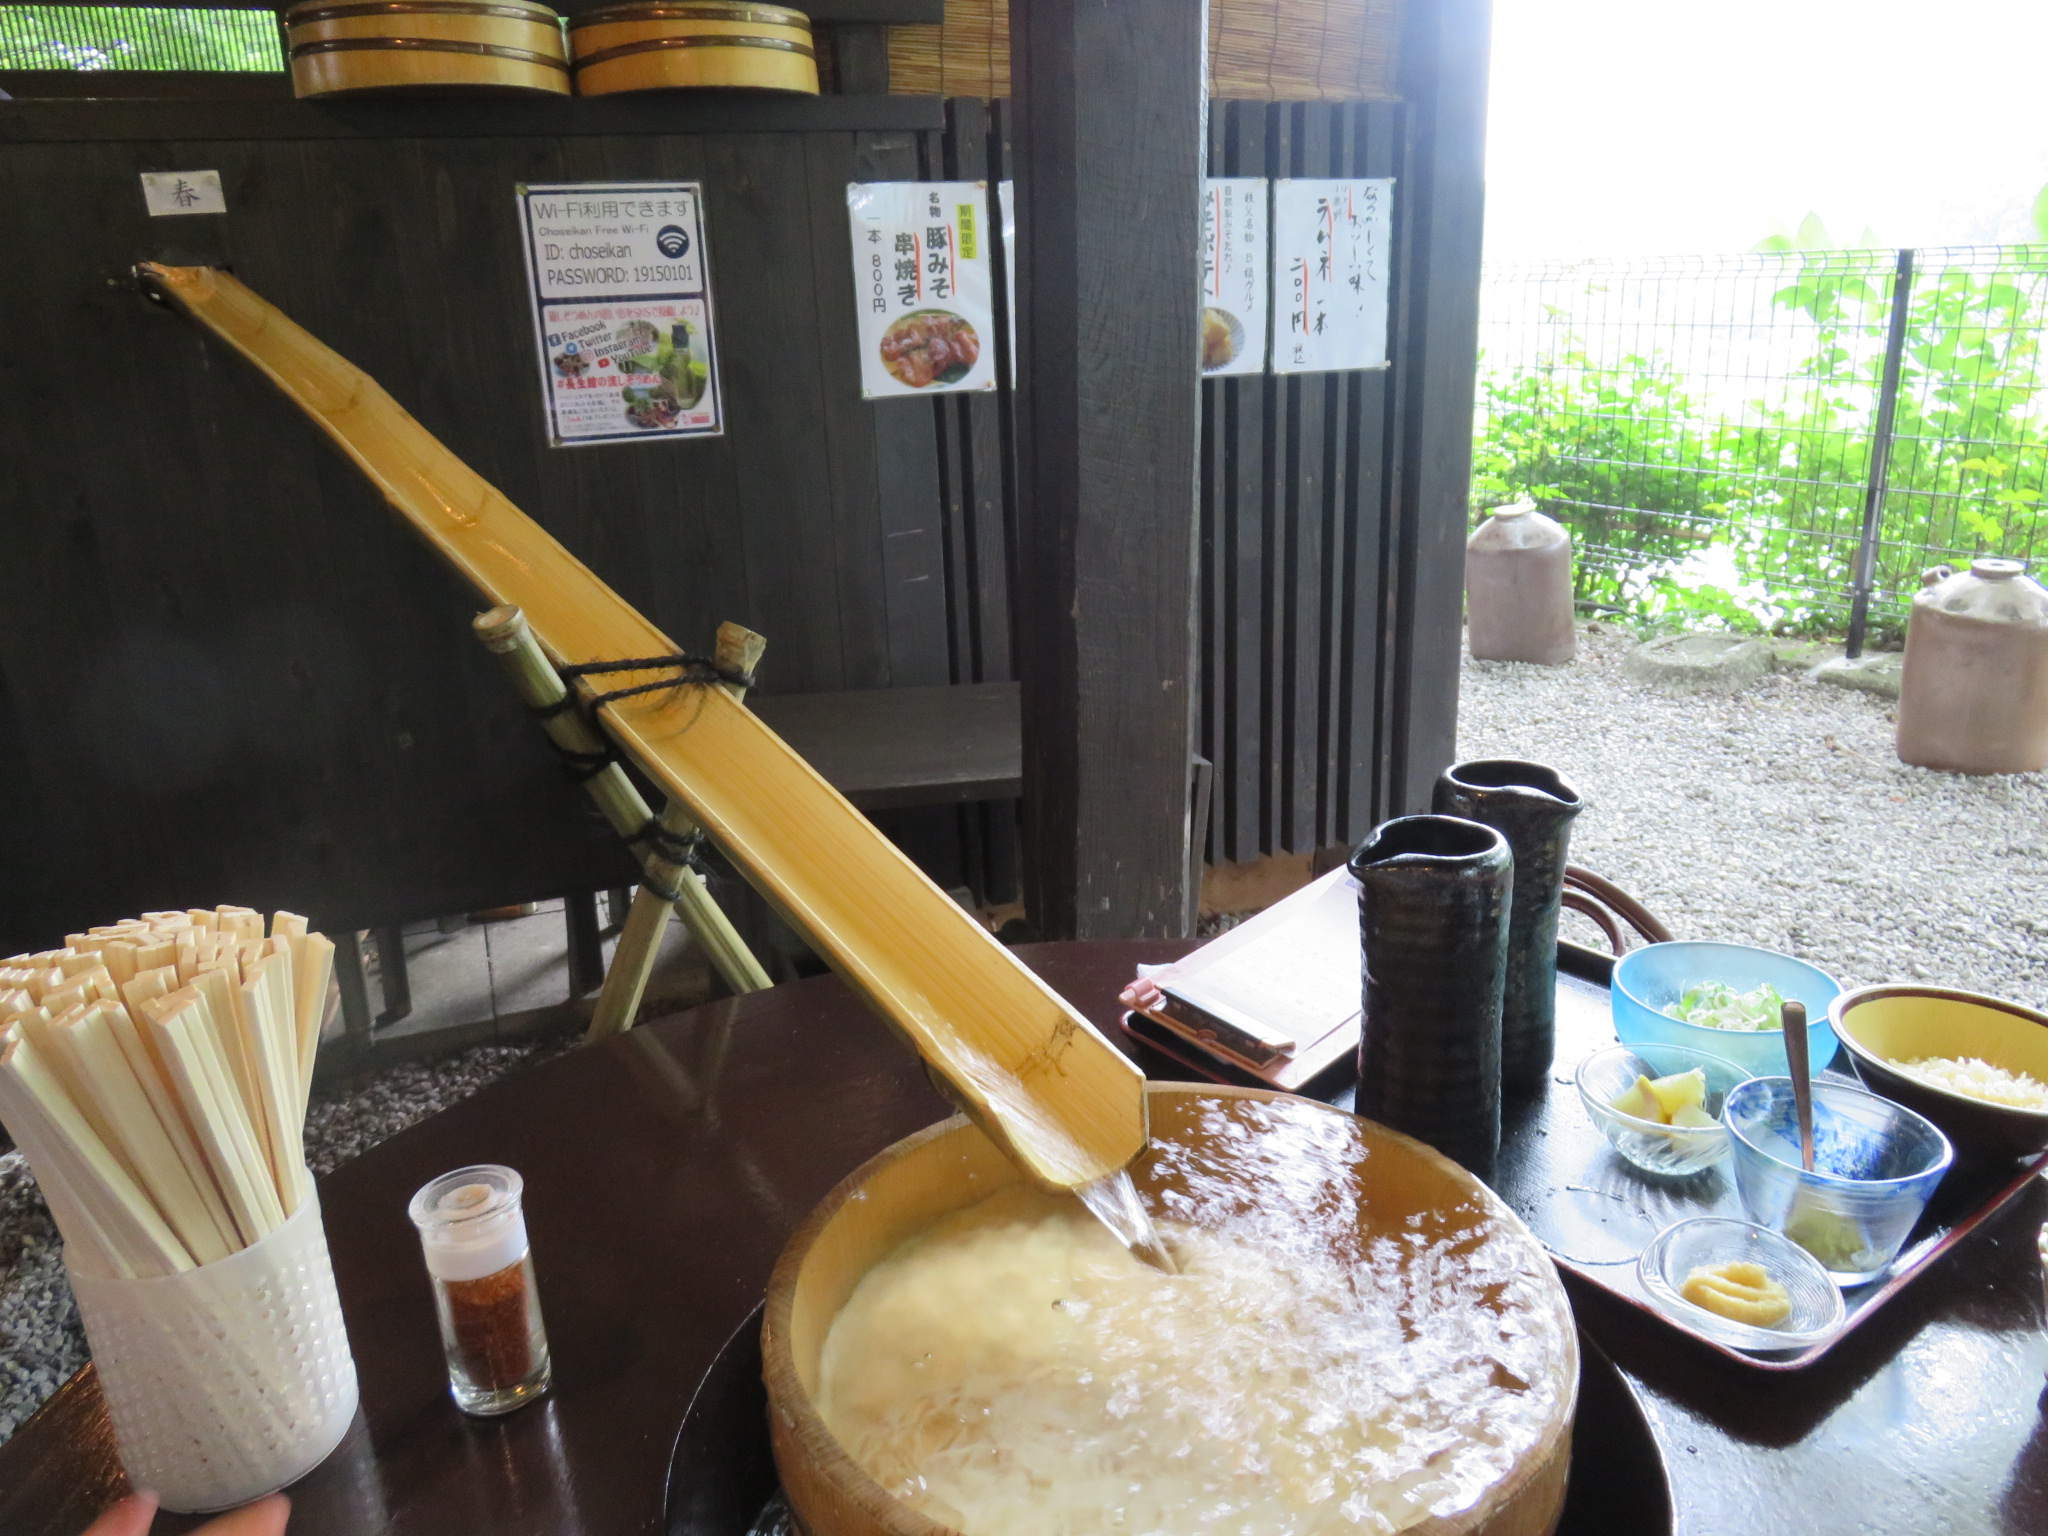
1075, 1168, 1178, 1274
816, 1097, 1575, 1536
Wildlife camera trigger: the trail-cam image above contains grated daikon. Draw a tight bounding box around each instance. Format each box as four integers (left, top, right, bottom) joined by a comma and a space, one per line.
817, 1099, 1572, 1536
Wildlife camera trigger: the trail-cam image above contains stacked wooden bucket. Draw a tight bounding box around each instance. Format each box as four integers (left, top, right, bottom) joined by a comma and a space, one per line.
281, 0, 818, 98
284, 1, 573, 97
571, 3, 818, 95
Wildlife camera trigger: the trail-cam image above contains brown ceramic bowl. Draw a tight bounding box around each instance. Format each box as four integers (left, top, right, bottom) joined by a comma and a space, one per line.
1830, 985, 2048, 1162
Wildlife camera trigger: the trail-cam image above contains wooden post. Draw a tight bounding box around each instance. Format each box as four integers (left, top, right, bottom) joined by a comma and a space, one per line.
1009, 0, 1208, 939
1387, 0, 1494, 814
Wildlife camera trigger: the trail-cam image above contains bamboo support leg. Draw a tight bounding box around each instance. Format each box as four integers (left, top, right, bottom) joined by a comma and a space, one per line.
586, 624, 773, 1029
472, 606, 772, 1041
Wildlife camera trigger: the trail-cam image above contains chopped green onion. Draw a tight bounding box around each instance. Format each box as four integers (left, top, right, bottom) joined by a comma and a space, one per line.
1668, 980, 1789, 1033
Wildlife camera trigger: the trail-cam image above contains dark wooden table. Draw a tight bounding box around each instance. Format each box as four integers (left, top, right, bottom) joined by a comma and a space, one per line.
1, 941, 2043, 1536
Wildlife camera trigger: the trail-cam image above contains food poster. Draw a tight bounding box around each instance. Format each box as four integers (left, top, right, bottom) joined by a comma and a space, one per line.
847, 181, 997, 398
1200, 178, 1269, 375
516, 182, 723, 446
1271, 178, 1393, 375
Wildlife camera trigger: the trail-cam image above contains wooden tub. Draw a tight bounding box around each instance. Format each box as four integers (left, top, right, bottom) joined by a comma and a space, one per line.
285, 0, 571, 98
763, 1084, 1578, 1536
568, 2, 817, 96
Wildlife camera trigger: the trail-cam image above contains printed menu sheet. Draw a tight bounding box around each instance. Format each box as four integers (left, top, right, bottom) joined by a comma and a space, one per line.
1271, 177, 1392, 375
847, 181, 998, 398
517, 181, 723, 447
1200, 177, 1269, 376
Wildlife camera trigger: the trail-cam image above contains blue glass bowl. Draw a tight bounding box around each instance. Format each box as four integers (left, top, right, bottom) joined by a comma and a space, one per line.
1612, 941, 1843, 1078
1723, 1076, 1953, 1285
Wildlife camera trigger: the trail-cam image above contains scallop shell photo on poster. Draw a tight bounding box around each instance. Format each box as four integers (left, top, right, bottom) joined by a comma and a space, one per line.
1201, 305, 1244, 372
880, 308, 981, 389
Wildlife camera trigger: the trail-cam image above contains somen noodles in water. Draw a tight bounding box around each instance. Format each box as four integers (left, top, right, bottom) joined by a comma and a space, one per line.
818, 1098, 1573, 1536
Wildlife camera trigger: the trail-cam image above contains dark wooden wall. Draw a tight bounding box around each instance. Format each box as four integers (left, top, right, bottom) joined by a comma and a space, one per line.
0, 13, 1487, 949
932, 90, 1479, 873
0, 96, 954, 950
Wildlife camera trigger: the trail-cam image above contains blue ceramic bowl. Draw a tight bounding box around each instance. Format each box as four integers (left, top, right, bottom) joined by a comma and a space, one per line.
1723, 1076, 1952, 1285
1612, 942, 1843, 1078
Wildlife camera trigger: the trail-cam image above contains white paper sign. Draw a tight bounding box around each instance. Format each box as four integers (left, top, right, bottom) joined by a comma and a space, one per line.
998, 178, 1016, 386
141, 170, 225, 218
516, 181, 723, 447
847, 181, 997, 398
1272, 178, 1392, 375
1200, 177, 1268, 376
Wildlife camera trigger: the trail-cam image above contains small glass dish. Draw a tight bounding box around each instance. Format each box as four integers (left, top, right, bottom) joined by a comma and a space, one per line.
1576, 1043, 1751, 1177
1723, 1076, 1953, 1285
1638, 1217, 1846, 1352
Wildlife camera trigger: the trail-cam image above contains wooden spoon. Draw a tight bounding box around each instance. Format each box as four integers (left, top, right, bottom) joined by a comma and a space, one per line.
1782, 999, 1815, 1172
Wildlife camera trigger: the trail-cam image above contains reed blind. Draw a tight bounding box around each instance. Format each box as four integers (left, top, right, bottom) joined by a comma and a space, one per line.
888, 0, 1403, 103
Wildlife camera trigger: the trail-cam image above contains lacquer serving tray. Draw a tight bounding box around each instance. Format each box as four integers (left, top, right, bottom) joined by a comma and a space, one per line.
1121, 944, 2047, 1369
1487, 946, 2048, 1370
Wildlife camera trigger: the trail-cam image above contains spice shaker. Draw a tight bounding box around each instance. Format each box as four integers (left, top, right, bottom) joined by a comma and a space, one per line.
408, 1164, 551, 1416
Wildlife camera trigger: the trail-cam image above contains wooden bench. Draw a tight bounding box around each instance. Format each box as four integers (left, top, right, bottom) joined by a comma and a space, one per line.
339, 682, 1024, 1059
750, 680, 1022, 810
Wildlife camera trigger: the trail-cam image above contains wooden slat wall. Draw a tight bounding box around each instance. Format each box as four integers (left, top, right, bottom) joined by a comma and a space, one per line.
1203, 99, 1404, 864
933, 95, 1430, 877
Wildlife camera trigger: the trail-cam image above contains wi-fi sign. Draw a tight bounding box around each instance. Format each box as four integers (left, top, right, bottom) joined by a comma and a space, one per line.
655, 225, 690, 259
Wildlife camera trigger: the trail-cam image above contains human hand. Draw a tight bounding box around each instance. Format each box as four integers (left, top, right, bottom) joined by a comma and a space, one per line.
82, 1491, 289, 1536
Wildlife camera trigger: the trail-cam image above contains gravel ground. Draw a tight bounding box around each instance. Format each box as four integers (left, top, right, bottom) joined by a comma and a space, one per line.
1459, 624, 2048, 1010
0, 1036, 572, 1444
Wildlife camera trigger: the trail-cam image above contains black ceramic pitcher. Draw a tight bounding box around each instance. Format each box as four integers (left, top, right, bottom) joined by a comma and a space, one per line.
1432, 760, 1583, 1096
1349, 815, 1512, 1178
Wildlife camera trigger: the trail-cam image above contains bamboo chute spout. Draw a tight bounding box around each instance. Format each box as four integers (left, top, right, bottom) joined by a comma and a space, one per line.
135, 262, 1147, 1194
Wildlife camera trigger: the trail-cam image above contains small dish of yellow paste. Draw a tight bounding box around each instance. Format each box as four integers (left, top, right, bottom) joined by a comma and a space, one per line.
1680, 1260, 1792, 1328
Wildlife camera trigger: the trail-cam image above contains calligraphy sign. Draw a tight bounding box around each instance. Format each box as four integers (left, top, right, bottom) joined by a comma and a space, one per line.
1271, 178, 1393, 375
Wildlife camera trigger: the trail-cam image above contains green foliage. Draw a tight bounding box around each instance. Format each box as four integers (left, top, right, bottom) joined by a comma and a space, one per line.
1475, 247, 2048, 639
0, 7, 283, 72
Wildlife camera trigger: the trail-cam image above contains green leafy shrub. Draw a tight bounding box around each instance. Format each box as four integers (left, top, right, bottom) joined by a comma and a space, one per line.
1476, 247, 2048, 640
0, 7, 283, 71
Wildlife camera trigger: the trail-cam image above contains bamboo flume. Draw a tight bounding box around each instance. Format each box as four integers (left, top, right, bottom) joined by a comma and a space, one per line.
0, 908, 338, 1279
138, 262, 1147, 1192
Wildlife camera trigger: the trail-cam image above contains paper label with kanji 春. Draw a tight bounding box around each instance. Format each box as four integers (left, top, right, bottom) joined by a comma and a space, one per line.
516, 181, 723, 446
1272, 178, 1392, 375
1200, 177, 1269, 376
847, 181, 997, 398
141, 170, 225, 218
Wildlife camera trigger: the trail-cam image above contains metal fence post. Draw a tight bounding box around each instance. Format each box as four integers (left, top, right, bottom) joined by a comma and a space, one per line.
1845, 248, 1917, 658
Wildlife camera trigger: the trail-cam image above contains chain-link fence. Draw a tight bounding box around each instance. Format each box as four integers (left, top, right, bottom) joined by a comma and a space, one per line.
1474, 246, 2048, 643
